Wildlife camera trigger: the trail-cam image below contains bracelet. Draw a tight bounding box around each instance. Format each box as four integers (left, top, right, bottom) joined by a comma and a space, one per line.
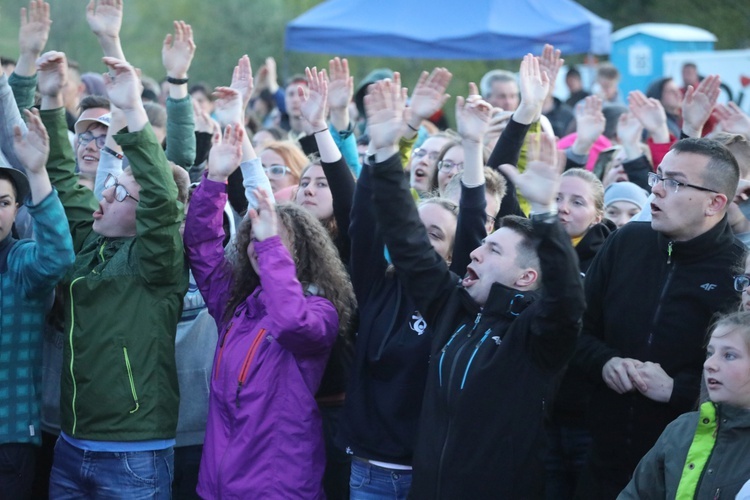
407, 122, 419, 133
102, 145, 124, 160
166, 76, 189, 85
313, 127, 329, 135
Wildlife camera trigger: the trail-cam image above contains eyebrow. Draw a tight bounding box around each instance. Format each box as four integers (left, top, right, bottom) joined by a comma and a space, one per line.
657, 168, 688, 181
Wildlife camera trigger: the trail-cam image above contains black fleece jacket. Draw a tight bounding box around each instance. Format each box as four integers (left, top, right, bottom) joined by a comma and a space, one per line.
573, 218, 744, 476
370, 152, 585, 499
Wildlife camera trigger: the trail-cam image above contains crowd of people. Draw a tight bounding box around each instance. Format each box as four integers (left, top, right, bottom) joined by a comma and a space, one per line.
3, 0, 750, 499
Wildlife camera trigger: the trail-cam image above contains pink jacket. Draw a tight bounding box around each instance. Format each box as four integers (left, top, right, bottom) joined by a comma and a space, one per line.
184, 177, 338, 499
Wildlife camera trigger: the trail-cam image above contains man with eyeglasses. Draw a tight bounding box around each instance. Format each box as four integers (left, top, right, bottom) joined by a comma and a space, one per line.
38, 51, 188, 498
573, 137, 745, 499
73, 95, 110, 191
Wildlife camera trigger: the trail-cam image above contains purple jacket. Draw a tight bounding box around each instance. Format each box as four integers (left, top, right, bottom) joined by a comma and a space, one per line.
184, 178, 338, 499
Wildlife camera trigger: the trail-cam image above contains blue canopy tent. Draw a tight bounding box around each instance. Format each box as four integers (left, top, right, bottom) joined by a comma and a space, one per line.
285, 0, 612, 60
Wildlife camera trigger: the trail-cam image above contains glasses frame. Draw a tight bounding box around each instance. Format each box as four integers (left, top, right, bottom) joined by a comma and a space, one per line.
412, 148, 440, 162
437, 160, 465, 172
104, 174, 140, 203
734, 274, 750, 292
77, 130, 107, 149
263, 164, 291, 179
647, 172, 718, 194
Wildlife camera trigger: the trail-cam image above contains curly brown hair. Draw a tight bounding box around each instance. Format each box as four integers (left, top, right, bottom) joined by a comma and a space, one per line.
227, 203, 355, 336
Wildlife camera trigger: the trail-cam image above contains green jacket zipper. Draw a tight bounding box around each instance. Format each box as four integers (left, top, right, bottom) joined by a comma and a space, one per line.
68, 276, 86, 435
122, 347, 140, 413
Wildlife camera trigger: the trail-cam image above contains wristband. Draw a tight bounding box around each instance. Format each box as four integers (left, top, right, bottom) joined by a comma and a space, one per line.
166, 76, 189, 85
529, 209, 559, 223
313, 127, 329, 135
407, 122, 419, 133
102, 145, 124, 160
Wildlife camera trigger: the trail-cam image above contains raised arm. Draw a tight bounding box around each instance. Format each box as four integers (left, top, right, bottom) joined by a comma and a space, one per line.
327, 57, 361, 175
184, 123, 244, 322
0, 73, 28, 172
681, 74, 720, 138
38, 51, 99, 251
715, 101, 750, 140
450, 82, 491, 275
162, 20, 197, 168
616, 112, 651, 190
14, 0, 51, 78
367, 79, 455, 321
566, 95, 605, 169
94, 106, 125, 199
299, 65, 354, 263
86, 0, 125, 60
103, 56, 183, 284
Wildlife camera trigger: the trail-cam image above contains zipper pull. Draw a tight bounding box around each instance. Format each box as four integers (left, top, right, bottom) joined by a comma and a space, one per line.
713, 487, 720, 500
667, 241, 673, 264
470, 312, 482, 334
236, 382, 242, 408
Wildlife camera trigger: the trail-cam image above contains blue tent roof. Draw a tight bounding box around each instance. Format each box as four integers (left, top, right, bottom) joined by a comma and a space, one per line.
285, 0, 612, 60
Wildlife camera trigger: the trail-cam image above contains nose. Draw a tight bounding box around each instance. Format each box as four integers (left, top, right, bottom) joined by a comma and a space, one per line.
557, 197, 569, 213
704, 352, 718, 373
469, 247, 481, 263
102, 186, 116, 202
651, 178, 666, 197
304, 183, 315, 196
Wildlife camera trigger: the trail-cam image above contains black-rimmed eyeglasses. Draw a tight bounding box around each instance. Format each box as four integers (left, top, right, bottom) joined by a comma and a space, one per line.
104, 174, 139, 203
647, 172, 718, 194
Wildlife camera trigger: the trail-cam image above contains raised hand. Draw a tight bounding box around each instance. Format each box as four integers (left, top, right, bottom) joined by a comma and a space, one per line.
16, 0, 51, 76
299, 66, 328, 131
365, 78, 407, 151
572, 95, 605, 154
499, 133, 560, 211
682, 74, 721, 137
212, 86, 244, 127
248, 188, 278, 242
36, 50, 68, 98
617, 112, 643, 147
515, 53, 550, 125
265, 57, 279, 93
456, 82, 492, 143
193, 98, 220, 135
207, 123, 244, 182
13, 109, 49, 174
101, 57, 141, 111
327, 57, 353, 111
406, 68, 452, 131
230, 55, 254, 111
628, 90, 669, 143
537, 44, 563, 96
715, 102, 750, 139
86, 0, 122, 39
162, 20, 195, 80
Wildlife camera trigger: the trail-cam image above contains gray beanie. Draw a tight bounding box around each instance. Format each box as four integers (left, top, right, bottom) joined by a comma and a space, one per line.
604, 181, 649, 210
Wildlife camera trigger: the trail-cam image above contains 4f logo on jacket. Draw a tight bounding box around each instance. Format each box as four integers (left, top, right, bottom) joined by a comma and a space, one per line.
700, 283, 717, 291
410, 312, 427, 335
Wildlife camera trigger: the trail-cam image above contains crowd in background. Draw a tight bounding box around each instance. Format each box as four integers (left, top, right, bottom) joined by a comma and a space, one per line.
3, 1, 750, 499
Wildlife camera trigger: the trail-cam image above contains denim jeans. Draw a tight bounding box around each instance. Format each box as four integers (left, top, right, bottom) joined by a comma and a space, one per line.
48, 437, 173, 499
349, 457, 412, 500
0, 443, 36, 500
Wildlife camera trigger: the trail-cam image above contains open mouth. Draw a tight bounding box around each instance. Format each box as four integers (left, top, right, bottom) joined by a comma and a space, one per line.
93, 202, 104, 220
650, 203, 661, 214
706, 377, 721, 389
414, 168, 427, 179
462, 267, 479, 288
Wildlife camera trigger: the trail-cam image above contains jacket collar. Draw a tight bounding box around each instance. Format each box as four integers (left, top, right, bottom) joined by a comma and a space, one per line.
657, 215, 736, 263
716, 403, 750, 430
461, 281, 538, 320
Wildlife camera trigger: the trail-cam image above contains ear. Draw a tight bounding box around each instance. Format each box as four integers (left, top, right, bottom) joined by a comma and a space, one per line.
706, 193, 728, 217
515, 268, 538, 289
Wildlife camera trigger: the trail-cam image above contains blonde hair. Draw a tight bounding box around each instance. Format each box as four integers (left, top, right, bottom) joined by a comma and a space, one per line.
709, 311, 750, 352
260, 141, 308, 185
561, 168, 604, 217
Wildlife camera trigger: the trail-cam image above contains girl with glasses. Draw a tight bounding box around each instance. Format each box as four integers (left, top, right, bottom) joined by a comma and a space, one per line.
258, 141, 306, 201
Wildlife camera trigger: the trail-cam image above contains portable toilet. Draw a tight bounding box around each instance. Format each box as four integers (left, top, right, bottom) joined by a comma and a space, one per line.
611, 24, 715, 96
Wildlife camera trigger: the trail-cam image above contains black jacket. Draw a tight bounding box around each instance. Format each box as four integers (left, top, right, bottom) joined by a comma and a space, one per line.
574, 219, 744, 479
371, 153, 585, 499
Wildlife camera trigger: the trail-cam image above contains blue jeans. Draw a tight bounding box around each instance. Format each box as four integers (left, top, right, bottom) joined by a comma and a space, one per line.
48, 437, 173, 499
349, 457, 412, 500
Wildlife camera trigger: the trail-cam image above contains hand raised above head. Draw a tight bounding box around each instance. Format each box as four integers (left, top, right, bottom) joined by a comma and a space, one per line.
101, 57, 141, 111
715, 102, 750, 139
409, 67, 452, 122
86, 0, 122, 39
19, 0, 51, 57
499, 133, 560, 211
299, 66, 328, 131
207, 123, 244, 183
682, 74, 721, 137
36, 50, 68, 98
456, 82, 492, 143
515, 53, 550, 124
327, 57, 353, 111
628, 90, 669, 142
247, 188, 278, 242
365, 77, 407, 151
537, 44, 563, 95
212, 86, 244, 128
162, 20, 196, 80
230, 55, 254, 110
13, 109, 49, 174
575, 95, 605, 145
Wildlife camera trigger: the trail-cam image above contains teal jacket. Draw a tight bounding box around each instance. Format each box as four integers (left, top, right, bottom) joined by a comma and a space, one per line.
0, 190, 74, 445
620, 402, 750, 499
42, 107, 188, 441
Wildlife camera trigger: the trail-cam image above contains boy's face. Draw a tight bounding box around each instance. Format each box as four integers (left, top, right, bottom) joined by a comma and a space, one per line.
0, 179, 18, 241
92, 172, 140, 238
